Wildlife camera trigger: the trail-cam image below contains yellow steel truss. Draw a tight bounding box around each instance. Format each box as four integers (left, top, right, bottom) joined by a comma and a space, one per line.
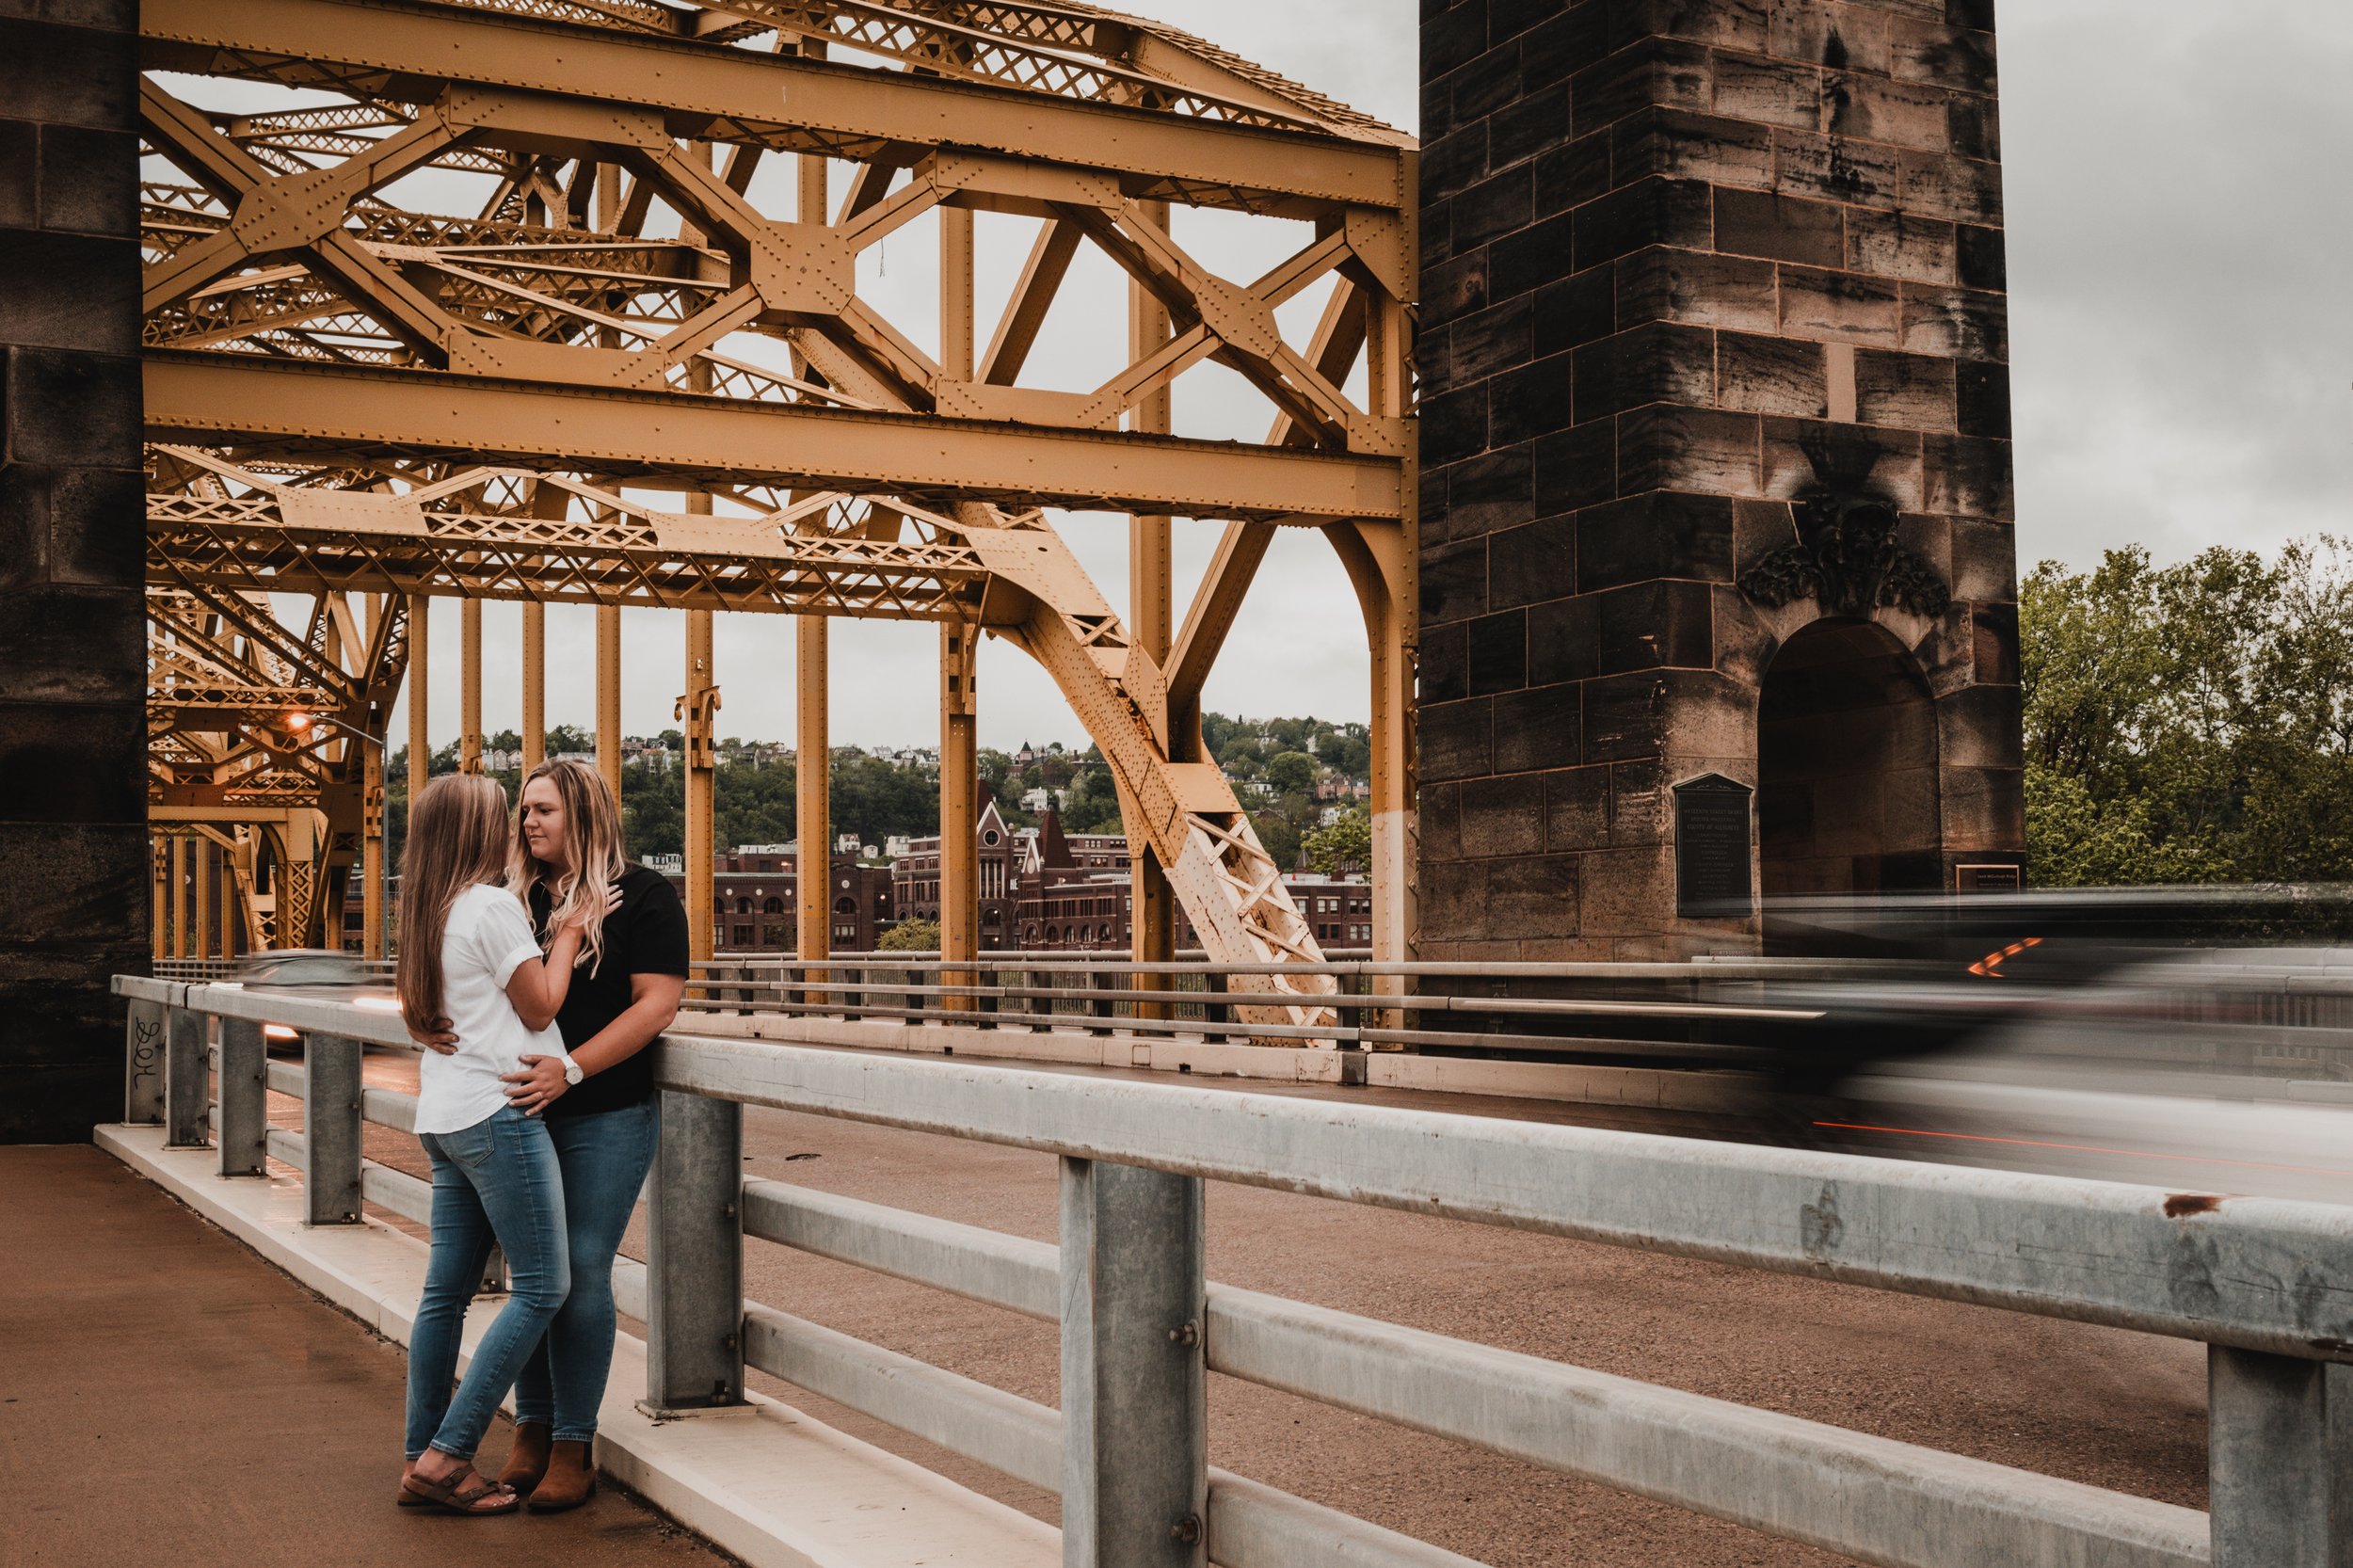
138, 0, 1417, 1032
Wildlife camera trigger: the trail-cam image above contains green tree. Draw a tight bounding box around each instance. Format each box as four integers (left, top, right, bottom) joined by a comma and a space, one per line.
1304, 808, 1371, 875
1264, 750, 1318, 796
2022, 537, 2353, 887
1252, 809, 1301, 871
877, 918, 940, 952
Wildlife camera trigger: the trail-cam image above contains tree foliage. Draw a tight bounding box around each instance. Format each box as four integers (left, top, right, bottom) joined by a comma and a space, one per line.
1304, 808, 1371, 876
877, 918, 939, 952
2024, 538, 2353, 886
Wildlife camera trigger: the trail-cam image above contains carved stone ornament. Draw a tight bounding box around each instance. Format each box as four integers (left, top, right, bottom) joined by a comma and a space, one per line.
1739, 436, 1952, 618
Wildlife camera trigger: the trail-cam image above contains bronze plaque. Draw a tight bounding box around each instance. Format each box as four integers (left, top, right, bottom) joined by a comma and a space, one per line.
1674, 774, 1754, 918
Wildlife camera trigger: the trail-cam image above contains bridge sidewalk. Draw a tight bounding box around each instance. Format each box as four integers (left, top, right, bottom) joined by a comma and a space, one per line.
0, 1143, 723, 1568
3, 1138, 1057, 1568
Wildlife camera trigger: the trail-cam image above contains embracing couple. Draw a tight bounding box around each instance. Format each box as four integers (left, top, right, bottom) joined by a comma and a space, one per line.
391, 758, 690, 1516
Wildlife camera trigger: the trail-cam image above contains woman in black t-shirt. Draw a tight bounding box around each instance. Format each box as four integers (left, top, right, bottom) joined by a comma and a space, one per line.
493, 759, 687, 1511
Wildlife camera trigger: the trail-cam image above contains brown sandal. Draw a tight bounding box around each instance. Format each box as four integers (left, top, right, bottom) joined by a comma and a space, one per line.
400, 1463, 519, 1516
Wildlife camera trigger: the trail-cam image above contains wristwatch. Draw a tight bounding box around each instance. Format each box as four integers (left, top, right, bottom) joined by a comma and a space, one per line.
557, 1053, 584, 1085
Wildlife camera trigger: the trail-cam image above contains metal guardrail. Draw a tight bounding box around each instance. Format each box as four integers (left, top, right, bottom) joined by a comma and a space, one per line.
113, 974, 2353, 1567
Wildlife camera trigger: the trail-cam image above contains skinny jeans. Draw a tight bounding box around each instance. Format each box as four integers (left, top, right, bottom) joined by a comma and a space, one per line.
511, 1096, 659, 1442
404, 1105, 571, 1461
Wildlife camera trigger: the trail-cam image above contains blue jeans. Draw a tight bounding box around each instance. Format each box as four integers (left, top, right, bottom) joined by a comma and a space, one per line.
512, 1098, 659, 1442
405, 1106, 571, 1461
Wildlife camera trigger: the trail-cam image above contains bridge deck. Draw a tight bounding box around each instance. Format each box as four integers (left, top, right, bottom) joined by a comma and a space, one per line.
0, 1144, 724, 1568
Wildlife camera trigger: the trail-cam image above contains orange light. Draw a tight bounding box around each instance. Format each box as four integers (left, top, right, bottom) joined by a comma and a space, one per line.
1966, 934, 2043, 977
263, 1024, 297, 1042
283, 711, 312, 731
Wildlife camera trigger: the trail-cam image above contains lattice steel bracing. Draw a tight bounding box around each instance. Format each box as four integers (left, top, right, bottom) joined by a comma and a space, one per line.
136, 0, 1417, 1029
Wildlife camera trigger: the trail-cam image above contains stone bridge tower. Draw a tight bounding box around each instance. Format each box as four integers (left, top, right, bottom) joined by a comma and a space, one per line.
1416, 0, 2023, 957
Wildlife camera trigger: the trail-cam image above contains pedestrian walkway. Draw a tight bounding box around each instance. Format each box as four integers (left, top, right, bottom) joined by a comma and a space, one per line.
0, 1144, 726, 1568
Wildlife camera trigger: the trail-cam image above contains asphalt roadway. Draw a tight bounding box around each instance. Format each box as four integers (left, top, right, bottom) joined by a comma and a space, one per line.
334, 1044, 2213, 1568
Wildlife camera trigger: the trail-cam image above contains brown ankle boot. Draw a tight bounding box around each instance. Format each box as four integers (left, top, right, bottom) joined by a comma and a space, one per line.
497, 1422, 552, 1496
527, 1438, 596, 1513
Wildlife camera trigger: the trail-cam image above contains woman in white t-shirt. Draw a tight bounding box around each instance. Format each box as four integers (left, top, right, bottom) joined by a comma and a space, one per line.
392, 774, 611, 1515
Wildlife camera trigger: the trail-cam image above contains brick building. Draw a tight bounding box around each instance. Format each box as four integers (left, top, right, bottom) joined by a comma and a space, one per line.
697, 846, 895, 953
891, 790, 1019, 949
1417, 0, 2023, 957
1010, 809, 1373, 953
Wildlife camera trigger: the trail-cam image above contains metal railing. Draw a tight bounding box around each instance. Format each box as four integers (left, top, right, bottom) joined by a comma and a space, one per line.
113, 974, 2353, 1567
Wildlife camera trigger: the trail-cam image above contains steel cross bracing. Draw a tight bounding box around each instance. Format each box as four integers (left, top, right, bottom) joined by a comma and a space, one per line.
136, 0, 1417, 1026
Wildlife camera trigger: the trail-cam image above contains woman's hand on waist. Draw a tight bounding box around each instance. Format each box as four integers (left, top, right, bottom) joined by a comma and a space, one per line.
502, 1053, 570, 1115
408, 1016, 458, 1055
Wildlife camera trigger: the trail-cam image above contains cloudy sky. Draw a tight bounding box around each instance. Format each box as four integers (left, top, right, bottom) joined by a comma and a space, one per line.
375, 0, 2350, 755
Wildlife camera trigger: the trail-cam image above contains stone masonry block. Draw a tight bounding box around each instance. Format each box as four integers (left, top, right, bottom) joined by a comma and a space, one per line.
1575, 319, 1715, 422
1448, 292, 1535, 384
1708, 52, 1822, 132
1768, 1, 1894, 76
1532, 418, 1619, 515
1527, 594, 1602, 686
1419, 696, 1496, 783
1544, 764, 1612, 851
0, 583, 139, 702
1612, 106, 1774, 189
0, 118, 35, 227
38, 121, 135, 236
1853, 348, 1957, 431
1444, 446, 1536, 536
1572, 37, 1713, 137
1517, 2, 1610, 91
1773, 127, 1905, 210
1714, 187, 1844, 267
0, 824, 147, 942
0, 231, 138, 356
1531, 129, 1614, 215
1582, 672, 1669, 762
1573, 176, 1716, 271
1777, 264, 1901, 347
1468, 608, 1529, 695
1577, 491, 1737, 591
1898, 281, 2008, 360
1489, 514, 1578, 609
1956, 222, 2005, 292
0, 18, 133, 129
1950, 517, 2017, 601
1763, 416, 1924, 508
1420, 380, 1488, 466
1921, 431, 2014, 520
1453, 165, 1534, 250
1421, 619, 1469, 703
1718, 330, 1830, 418
1424, 248, 1491, 327
1897, 150, 2003, 225
1618, 404, 1765, 497
1609, 0, 1771, 55
1596, 579, 1714, 673
1489, 84, 1577, 169
1845, 207, 1956, 284
1823, 71, 1951, 152
1420, 854, 1580, 942
1616, 246, 1780, 333
1534, 264, 1617, 356
1494, 681, 1585, 773
1490, 347, 1577, 446
1422, 535, 1490, 626
1419, 780, 1464, 863
1458, 772, 1548, 856
1886, 14, 1996, 94
1955, 359, 2009, 439
0, 697, 143, 821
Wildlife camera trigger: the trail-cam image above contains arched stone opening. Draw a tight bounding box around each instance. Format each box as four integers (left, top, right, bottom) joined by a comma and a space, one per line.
1756, 618, 1942, 901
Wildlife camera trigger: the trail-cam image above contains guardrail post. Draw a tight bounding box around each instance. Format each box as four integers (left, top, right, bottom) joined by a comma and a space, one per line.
302, 1032, 363, 1225
124, 997, 166, 1124
1059, 1157, 1206, 1568
2209, 1346, 2337, 1566
646, 1090, 744, 1411
215, 1016, 267, 1177
164, 1006, 210, 1148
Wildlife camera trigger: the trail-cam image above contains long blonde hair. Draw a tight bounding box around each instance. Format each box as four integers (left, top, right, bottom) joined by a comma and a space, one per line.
510, 758, 628, 976
397, 774, 514, 1036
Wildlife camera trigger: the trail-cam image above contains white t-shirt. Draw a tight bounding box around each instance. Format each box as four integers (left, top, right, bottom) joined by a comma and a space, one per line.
412, 883, 564, 1136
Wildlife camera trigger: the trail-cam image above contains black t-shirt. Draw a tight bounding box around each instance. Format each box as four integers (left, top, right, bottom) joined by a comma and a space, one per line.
528, 863, 689, 1117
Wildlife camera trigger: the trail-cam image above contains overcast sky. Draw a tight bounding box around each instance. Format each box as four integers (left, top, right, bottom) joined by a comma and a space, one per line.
349, 1, 2351, 753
